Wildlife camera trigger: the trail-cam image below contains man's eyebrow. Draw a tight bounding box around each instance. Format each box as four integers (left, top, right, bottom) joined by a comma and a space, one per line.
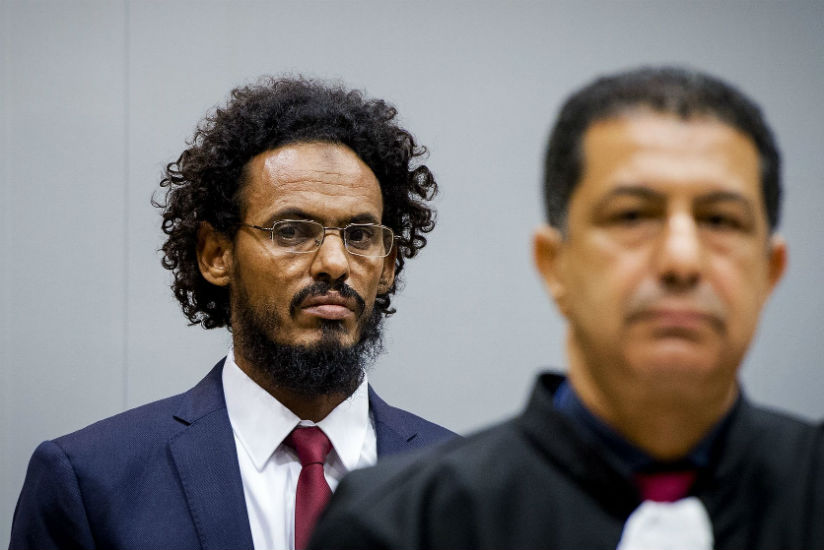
263, 208, 313, 225
694, 191, 755, 212
594, 186, 662, 209
594, 187, 756, 211
263, 209, 382, 226
349, 213, 381, 225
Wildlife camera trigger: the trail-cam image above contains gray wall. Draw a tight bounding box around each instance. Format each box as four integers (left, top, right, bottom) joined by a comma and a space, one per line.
3, 0, 823, 538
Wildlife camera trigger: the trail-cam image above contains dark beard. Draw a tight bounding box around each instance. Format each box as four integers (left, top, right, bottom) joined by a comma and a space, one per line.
232, 281, 385, 398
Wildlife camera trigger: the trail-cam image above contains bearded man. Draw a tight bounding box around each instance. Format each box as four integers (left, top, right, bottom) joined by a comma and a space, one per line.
10, 77, 455, 550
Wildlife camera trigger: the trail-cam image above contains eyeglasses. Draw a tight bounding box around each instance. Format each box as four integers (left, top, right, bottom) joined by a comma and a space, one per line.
242, 219, 396, 258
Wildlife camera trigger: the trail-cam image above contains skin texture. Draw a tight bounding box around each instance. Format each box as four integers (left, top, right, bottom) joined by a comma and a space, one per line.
534, 112, 786, 460
197, 142, 396, 420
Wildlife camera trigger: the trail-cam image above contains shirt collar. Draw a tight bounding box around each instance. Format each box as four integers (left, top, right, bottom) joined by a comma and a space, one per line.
315, 377, 371, 473
553, 378, 737, 471
222, 349, 371, 473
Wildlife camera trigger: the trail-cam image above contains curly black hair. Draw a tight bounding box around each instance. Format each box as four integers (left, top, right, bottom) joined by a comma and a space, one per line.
154, 76, 438, 329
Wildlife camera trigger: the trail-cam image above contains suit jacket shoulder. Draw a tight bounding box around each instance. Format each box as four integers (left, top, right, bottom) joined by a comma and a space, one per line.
368, 386, 457, 456
10, 360, 254, 550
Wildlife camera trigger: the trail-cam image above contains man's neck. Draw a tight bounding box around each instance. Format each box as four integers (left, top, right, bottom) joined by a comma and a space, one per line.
567, 352, 738, 462
233, 351, 350, 422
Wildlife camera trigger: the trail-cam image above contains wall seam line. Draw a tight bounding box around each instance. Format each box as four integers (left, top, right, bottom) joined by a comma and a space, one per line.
122, 0, 131, 410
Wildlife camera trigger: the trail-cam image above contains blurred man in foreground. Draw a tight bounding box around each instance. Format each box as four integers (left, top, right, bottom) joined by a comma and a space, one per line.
11, 77, 455, 550
310, 67, 824, 549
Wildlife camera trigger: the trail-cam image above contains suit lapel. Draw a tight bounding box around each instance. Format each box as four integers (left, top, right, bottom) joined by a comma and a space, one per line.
169, 360, 254, 550
166, 369, 427, 546
368, 385, 420, 456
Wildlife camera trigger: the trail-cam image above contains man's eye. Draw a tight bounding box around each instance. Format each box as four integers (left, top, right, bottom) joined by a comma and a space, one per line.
701, 214, 743, 230
275, 222, 313, 242
347, 226, 375, 245
611, 209, 648, 224
276, 226, 296, 238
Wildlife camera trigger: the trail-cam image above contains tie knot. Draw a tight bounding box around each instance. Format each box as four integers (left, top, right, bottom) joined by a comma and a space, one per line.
286, 427, 332, 466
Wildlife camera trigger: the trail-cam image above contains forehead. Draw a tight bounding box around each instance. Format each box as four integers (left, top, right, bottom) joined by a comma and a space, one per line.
576, 113, 762, 205
240, 141, 383, 222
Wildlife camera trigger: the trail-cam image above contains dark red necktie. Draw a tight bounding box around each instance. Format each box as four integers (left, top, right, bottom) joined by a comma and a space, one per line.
285, 427, 333, 550
634, 470, 697, 502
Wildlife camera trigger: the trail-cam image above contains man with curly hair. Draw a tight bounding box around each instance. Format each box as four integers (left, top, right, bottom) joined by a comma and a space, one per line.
10, 77, 455, 550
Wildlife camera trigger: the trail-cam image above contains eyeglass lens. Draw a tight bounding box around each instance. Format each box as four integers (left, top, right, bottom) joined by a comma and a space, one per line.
271, 220, 392, 257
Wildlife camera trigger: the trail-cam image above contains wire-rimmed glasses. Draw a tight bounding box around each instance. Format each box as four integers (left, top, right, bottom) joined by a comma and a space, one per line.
242, 219, 395, 258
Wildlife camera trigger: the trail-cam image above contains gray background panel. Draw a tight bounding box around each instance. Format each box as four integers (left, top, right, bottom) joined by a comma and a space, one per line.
3, 0, 823, 539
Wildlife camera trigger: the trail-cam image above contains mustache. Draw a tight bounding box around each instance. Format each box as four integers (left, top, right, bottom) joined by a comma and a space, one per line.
625, 280, 726, 326
289, 281, 366, 318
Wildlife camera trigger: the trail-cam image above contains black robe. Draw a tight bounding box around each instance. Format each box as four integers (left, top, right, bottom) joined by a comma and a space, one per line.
309, 373, 824, 550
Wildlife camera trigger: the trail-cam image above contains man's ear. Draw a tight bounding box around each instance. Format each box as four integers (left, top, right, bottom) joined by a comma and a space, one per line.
197, 222, 233, 287
378, 245, 398, 294
533, 224, 570, 317
766, 234, 788, 295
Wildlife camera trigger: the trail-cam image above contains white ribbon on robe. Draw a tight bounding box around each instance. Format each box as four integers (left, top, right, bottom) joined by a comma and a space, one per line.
616, 496, 714, 550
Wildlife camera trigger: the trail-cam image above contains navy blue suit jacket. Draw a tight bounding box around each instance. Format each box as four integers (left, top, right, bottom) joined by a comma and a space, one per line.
9, 359, 455, 550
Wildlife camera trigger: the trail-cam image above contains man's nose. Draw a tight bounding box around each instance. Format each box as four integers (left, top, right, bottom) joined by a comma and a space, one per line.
309, 229, 351, 284
655, 213, 703, 291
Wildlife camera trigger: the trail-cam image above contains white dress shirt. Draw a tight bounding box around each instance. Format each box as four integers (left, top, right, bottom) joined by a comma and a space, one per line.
222, 349, 377, 550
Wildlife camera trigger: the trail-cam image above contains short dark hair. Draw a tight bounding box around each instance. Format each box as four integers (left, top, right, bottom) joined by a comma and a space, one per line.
154, 76, 438, 329
543, 66, 781, 232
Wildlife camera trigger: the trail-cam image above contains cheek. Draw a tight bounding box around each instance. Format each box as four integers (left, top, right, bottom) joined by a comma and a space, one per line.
711, 254, 769, 332
351, 260, 384, 295
571, 245, 648, 315
242, 256, 306, 309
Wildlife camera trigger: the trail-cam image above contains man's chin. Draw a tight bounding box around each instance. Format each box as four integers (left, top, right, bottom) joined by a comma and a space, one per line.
233, 300, 385, 397
625, 345, 733, 385
280, 327, 361, 351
